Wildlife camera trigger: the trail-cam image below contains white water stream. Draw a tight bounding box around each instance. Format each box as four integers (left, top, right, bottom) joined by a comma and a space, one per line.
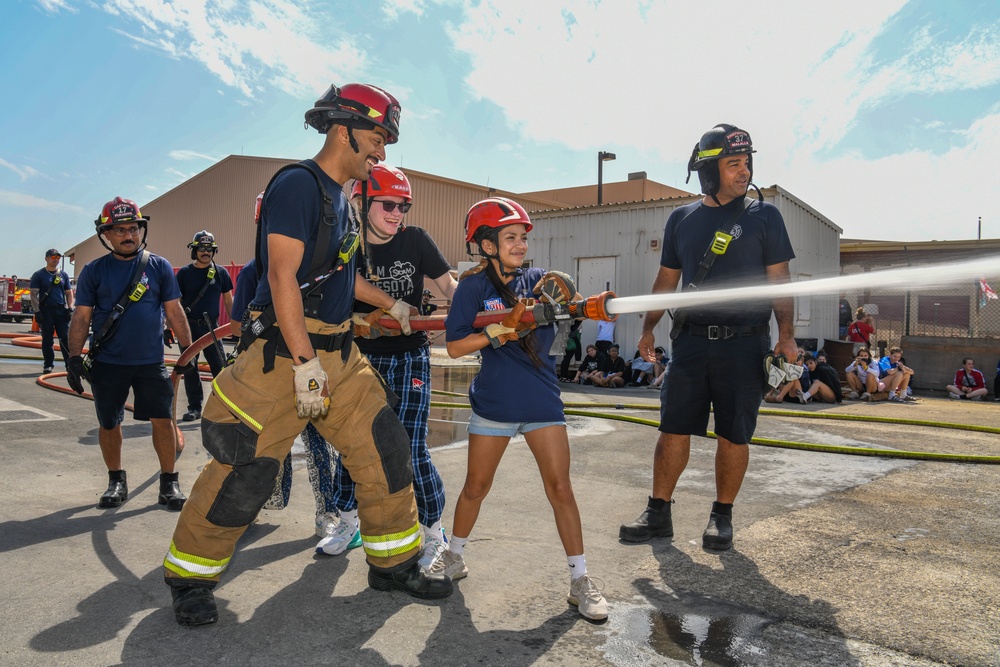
605, 255, 1000, 315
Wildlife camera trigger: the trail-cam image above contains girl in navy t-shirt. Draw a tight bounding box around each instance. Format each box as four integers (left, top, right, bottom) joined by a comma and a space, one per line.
433, 197, 607, 621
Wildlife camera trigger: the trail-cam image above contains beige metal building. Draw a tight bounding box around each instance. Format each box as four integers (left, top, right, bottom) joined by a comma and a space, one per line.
65, 157, 841, 356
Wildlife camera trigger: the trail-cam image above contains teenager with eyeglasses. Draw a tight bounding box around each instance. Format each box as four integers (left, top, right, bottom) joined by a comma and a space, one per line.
318, 164, 459, 573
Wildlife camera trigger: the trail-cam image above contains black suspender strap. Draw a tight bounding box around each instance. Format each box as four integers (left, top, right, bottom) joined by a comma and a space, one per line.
669, 198, 753, 339
85, 251, 151, 364
182, 262, 219, 317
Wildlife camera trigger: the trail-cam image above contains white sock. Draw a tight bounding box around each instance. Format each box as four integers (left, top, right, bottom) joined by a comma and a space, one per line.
801, 391, 810, 400
340, 509, 358, 527
888, 391, 896, 399
422, 521, 445, 542
568, 554, 587, 581
449, 535, 468, 555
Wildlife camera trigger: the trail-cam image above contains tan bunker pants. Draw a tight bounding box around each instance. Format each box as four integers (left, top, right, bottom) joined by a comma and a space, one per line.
164, 318, 420, 587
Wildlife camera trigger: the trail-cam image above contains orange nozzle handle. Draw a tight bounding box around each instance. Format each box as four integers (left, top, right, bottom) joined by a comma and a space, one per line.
571, 291, 616, 322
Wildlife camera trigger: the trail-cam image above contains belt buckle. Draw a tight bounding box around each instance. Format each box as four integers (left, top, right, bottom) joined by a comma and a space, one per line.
707, 325, 720, 340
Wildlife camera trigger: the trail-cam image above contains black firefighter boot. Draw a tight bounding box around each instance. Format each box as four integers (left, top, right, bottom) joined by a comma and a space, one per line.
619, 496, 674, 542
702, 501, 734, 551
169, 580, 219, 627
158, 472, 187, 511
98, 470, 128, 508
368, 559, 454, 599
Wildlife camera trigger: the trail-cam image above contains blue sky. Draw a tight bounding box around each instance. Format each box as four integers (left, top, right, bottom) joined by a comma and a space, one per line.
2, 0, 999, 278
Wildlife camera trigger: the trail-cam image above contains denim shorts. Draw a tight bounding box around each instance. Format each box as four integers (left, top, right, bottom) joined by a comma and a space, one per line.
467, 411, 565, 438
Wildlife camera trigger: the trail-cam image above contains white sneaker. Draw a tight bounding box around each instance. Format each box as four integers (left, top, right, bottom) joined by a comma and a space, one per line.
315, 517, 362, 555
860, 392, 871, 401
315, 512, 338, 538
848, 391, 860, 400
949, 392, 962, 399
568, 575, 608, 621
418, 527, 448, 571
428, 549, 468, 581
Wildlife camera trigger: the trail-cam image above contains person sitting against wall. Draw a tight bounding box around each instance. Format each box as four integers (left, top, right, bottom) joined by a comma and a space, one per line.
797, 353, 843, 404
764, 347, 809, 403
625, 348, 656, 386
590, 344, 626, 388
844, 346, 883, 400
571, 344, 603, 384
648, 347, 669, 389
878, 346, 917, 403
946, 357, 988, 400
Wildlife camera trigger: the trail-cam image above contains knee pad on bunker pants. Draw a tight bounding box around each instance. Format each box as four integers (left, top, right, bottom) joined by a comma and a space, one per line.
371, 405, 414, 495
201, 416, 281, 527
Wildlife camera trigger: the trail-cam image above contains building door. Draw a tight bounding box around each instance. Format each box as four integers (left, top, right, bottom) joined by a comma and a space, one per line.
576, 257, 617, 349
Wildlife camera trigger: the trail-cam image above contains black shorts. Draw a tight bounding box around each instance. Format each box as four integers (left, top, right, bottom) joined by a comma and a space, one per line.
659, 330, 770, 444
89, 360, 173, 429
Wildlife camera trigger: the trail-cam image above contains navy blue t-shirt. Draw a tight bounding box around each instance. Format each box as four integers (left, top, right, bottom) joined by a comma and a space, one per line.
75, 252, 180, 365
661, 198, 794, 325
176, 262, 233, 321
253, 160, 357, 325
29, 267, 71, 307
446, 268, 562, 423
231, 258, 260, 323
355, 226, 451, 355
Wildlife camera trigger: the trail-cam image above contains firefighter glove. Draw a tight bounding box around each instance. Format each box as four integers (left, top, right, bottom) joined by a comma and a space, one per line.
383, 299, 413, 335
66, 355, 87, 395
484, 301, 535, 349
351, 311, 385, 339
292, 356, 330, 418
532, 271, 577, 305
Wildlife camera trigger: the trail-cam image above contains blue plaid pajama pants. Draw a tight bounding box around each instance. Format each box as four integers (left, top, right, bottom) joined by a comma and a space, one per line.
332, 346, 445, 526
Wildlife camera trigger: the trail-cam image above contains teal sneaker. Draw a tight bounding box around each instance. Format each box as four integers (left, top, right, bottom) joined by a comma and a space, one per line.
316, 518, 362, 556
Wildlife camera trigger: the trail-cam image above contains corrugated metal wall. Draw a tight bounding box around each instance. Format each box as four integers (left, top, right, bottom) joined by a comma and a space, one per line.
531, 186, 842, 354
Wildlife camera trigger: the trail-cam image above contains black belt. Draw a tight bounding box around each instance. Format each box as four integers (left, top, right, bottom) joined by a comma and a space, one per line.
255, 327, 353, 372
683, 323, 768, 340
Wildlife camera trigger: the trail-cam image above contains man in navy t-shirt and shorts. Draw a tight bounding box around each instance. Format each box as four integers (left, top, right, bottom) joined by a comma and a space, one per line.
619, 124, 797, 551
68, 197, 194, 512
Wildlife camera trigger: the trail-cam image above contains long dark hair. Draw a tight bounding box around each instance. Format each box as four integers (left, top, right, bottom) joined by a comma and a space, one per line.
483, 258, 544, 369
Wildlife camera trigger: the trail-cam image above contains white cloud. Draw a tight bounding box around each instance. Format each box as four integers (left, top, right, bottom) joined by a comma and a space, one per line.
169, 149, 219, 161
101, 0, 369, 97
0, 189, 86, 213
35, 0, 76, 13
0, 158, 41, 181
446, 0, 1000, 240
381, 0, 426, 21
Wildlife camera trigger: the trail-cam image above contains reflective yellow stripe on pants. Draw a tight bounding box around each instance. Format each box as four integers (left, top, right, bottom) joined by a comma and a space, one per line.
164, 540, 231, 579
362, 522, 422, 559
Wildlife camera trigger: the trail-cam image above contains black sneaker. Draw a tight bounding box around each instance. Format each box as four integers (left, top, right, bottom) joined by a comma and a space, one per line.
171, 585, 218, 626
98, 470, 128, 508
619, 497, 673, 542
182, 409, 202, 422
368, 560, 453, 599
702, 512, 733, 551
158, 472, 187, 511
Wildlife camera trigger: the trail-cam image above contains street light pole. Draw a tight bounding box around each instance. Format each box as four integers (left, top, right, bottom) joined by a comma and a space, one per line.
597, 151, 616, 204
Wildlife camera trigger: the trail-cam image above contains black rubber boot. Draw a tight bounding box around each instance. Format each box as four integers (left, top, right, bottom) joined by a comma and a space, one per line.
368, 560, 454, 599
619, 496, 674, 542
702, 503, 734, 551
98, 470, 128, 508
158, 472, 187, 511
170, 584, 219, 627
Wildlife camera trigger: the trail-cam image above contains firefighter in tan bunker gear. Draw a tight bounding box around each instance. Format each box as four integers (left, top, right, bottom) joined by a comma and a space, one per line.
164, 83, 452, 627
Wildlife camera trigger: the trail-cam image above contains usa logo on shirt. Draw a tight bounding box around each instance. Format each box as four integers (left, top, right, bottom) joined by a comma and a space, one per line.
484, 298, 505, 311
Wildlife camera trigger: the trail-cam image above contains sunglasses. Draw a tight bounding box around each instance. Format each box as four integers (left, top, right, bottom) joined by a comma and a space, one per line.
108, 226, 141, 237
374, 200, 412, 214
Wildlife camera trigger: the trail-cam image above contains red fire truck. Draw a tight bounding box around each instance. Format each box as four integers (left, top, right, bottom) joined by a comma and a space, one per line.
0, 276, 33, 323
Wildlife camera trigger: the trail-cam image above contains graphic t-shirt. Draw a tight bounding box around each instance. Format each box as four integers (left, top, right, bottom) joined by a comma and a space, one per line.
355, 226, 451, 355
446, 268, 562, 423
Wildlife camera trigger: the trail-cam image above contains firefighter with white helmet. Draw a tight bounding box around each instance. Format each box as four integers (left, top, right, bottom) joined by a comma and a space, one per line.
163, 83, 451, 628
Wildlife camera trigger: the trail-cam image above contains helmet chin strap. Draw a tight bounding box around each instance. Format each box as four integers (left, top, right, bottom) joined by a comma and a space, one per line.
346, 125, 360, 153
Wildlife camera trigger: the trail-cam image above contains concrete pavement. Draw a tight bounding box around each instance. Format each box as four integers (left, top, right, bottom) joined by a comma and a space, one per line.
1, 326, 999, 666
